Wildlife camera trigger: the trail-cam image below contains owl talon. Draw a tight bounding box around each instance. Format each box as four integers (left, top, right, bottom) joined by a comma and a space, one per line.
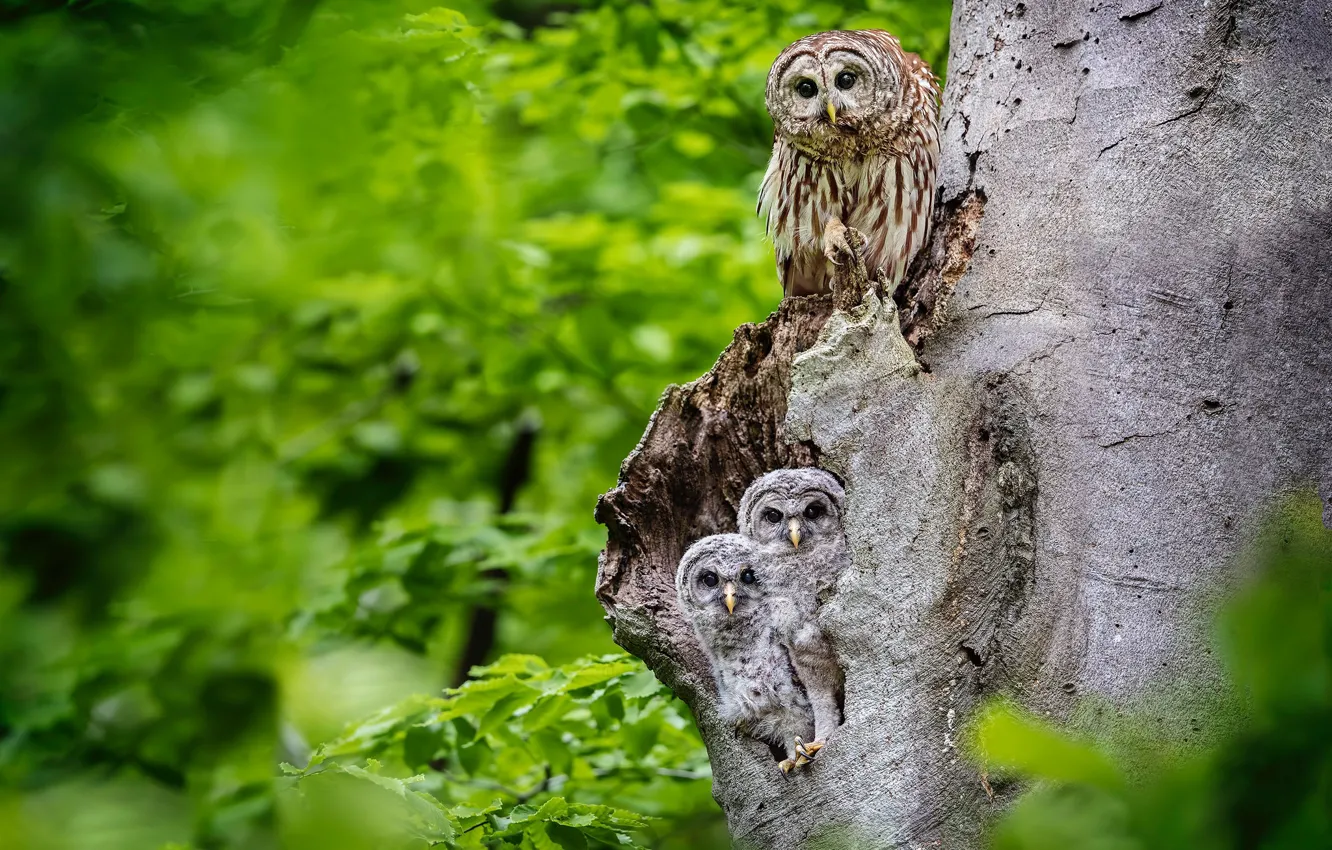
824, 223, 871, 312
795, 737, 825, 760
822, 218, 851, 266
780, 738, 823, 776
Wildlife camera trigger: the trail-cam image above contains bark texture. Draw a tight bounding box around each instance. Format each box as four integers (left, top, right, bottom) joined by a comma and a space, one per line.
597, 0, 1332, 845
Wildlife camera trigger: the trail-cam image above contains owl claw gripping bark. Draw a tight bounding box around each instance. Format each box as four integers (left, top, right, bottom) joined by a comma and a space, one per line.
777, 754, 810, 776
778, 736, 826, 776
795, 736, 825, 760
822, 217, 849, 267
823, 218, 871, 312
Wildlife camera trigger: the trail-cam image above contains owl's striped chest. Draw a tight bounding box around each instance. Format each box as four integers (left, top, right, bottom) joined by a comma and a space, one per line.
757, 136, 936, 297
760, 151, 883, 249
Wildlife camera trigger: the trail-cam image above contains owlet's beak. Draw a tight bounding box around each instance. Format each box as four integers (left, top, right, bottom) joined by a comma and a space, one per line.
826, 100, 837, 124
724, 582, 736, 614
788, 518, 801, 548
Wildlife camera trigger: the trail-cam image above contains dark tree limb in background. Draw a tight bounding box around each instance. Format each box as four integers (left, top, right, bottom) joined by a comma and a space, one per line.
596, 0, 1332, 845
453, 419, 539, 685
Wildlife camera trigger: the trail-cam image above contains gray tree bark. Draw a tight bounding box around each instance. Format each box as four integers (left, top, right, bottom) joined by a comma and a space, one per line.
596, 0, 1332, 846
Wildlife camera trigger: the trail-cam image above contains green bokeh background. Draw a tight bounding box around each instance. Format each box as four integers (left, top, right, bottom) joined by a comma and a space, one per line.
0, 2, 952, 847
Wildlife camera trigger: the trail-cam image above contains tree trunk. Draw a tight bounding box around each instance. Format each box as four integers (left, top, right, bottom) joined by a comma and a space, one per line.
596, 0, 1332, 846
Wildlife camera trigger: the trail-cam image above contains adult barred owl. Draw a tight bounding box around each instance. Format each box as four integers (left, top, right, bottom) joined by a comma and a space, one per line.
758, 30, 941, 299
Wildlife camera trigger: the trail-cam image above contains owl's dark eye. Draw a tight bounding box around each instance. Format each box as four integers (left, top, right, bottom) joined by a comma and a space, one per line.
795, 79, 818, 99
762, 507, 783, 524
835, 70, 857, 90
740, 568, 757, 585
700, 570, 718, 588
804, 502, 826, 520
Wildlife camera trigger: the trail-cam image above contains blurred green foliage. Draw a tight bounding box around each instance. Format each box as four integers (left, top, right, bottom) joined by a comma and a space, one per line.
0, 1, 952, 847
279, 654, 714, 847
970, 494, 1332, 850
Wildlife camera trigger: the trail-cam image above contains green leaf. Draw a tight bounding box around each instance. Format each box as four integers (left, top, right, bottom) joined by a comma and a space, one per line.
451, 798, 502, 830
622, 718, 659, 760
335, 765, 458, 842
471, 654, 551, 678
403, 725, 442, 768
619, 671, 663, 700
478, 689, 544, 738
969, 703, 1124, 791
529, 728, 573, 779
517, 694, 573, 732
546, 823, 590, 850
456, 738, 492, 776
440, 676, 537, 721
563, 658, 640, 693
452, 716, 476, 747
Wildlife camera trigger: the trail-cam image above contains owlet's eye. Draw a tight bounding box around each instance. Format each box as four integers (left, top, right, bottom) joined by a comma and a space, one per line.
795, 79, 818, 99
804, 503, 826, 520
700, 570, 718, 588
763, 508, 783, 524
740, 568, 757, 585
835, 70, 856, 90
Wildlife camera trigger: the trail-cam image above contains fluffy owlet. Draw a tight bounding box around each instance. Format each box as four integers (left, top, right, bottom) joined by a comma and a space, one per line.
739, 468, 849, 597
757, 30, 941, 299
765, 541, 844, 763
738, 469, 848, 751
677, 533, 825, 772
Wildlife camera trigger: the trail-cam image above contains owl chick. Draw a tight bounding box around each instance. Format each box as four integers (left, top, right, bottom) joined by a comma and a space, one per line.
738, 469, 848, 753
765, 539, 844, 763
757, 30, 940, 301
738, 468, 848, 596
677, 533, 821, 773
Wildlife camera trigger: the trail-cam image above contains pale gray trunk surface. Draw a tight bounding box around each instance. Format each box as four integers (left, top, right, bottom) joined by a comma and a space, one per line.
596, 0, 1332, 846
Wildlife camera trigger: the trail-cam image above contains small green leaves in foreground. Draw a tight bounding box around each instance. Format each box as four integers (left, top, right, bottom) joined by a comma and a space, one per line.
282, 654, 711, 848
970, 703, 1124, 792
969, 493, 1332, 850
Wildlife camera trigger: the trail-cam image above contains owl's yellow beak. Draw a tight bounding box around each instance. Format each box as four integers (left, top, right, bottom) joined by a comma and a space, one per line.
826, 100, 837, 124
788, 518, 801, 548
723, 582, 736, 614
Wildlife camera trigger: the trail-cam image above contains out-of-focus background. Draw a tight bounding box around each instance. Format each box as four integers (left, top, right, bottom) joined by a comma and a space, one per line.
0, 1, 950, 847
4, 2, 1331, 849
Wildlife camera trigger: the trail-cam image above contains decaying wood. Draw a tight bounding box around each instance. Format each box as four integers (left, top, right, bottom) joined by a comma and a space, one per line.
897, 187, 987, 350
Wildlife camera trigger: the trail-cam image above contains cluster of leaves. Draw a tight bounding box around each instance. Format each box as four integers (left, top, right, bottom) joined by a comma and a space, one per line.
282, 654, 713, 847
970, 493, 1332, 850
0, 1, 953, 849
